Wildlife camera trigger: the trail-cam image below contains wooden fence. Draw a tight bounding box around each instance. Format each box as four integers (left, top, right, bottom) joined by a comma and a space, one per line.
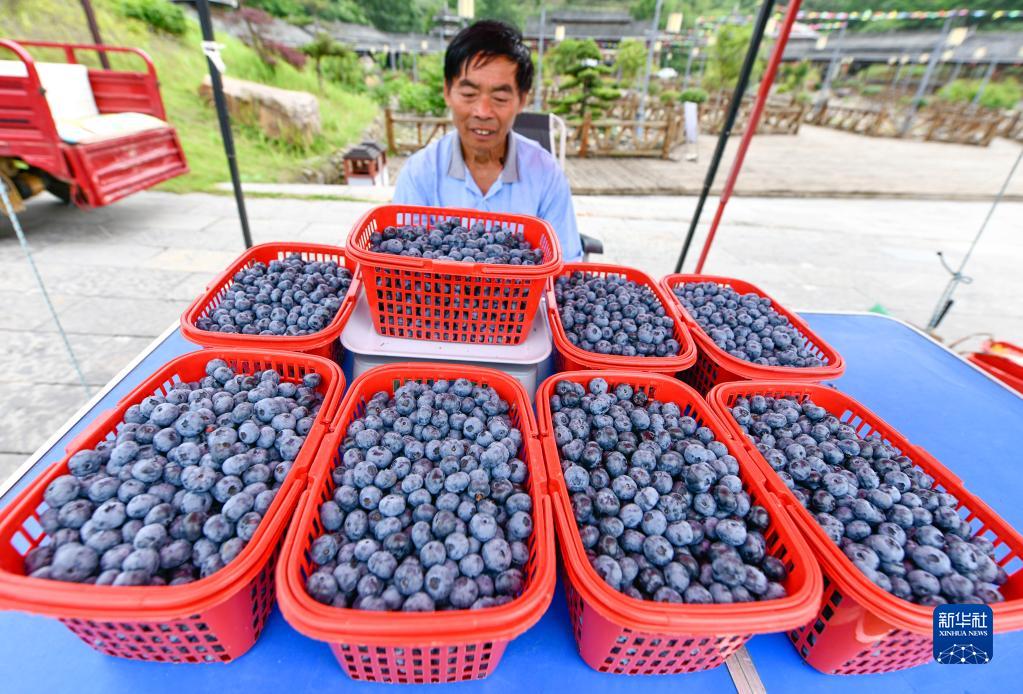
385, 108, 686, 159
384, 110, 452, 154
806, 98, 1022, 146
698, 92, 807, 136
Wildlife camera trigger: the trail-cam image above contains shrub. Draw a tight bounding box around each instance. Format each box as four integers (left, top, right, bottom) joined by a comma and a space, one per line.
119, 0, 187, 36
939, 78, 1022, 110
679, 88, 708, 103
660, 90, 680, 104
266, 40, 307, 70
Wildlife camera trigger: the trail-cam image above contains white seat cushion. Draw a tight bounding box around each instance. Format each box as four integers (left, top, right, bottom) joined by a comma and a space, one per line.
56, 112, 169, 144
0, 59, 99, 122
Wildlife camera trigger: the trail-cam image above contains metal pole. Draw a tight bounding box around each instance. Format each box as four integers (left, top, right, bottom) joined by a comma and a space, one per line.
927, 146, 1022, 331
683, 39, 696, 90
814, 22, 846, 114
673, 0, 777, 274
891, 62, 906, 93
80, 0, 110, 70
195, 0, 253, 249
900, 14, 953, 136
693, 0, 802, 274
0, 181, 91, 395
946, 58, 964, 86
534, 4, 546, 111
972, 58, 998, 108
637, 0, 664, 130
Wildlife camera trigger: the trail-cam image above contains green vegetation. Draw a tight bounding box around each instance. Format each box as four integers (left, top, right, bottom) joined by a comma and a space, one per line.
396, 54, 447, 115
702, 24, 764, 91
939, 78, 1023, 111
679, 87, 708, 103
118, 0, 186, 36
614, 38, 646, 87
550, 41, 621, 121
245, 0, 368, 26
549, 38, 602, 77
0, 0, 376, 193
777, 61, 820, 96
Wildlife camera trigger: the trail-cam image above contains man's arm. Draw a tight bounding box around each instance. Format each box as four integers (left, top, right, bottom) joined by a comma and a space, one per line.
539, 168, 584, 262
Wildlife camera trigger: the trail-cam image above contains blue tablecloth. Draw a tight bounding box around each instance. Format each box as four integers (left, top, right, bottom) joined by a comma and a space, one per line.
1, 313, 1020, 693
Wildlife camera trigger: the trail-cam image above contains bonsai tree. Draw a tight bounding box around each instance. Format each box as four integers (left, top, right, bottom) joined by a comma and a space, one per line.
550, 41, 621, 122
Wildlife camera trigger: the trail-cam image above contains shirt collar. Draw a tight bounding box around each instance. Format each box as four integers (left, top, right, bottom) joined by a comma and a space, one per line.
447, 131, 519, 184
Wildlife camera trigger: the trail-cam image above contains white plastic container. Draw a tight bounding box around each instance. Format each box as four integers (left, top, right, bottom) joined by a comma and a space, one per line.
340, 289, 554, 397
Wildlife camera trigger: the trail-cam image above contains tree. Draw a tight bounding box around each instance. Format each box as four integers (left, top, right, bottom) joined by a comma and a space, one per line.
549, 38, 601, 77
702, 24, 764, 91
360, 0, 440, 33
615, 38, 646, 87
302, 32, 350, 91
477, 0, 526, 29
550, 57, 621, 122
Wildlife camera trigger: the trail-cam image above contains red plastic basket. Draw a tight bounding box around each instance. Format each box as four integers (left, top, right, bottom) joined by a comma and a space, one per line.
0, 349, 345, 663
345, 205, 563, 345
660, 274, 844, 393
277, 363, 556, 683
181, 242, 361, 359
535, 371, 822, 675
546, 263, 697, 374
707, 381, 1023, 674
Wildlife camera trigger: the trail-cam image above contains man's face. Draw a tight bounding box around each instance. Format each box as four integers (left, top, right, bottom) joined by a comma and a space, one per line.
444, 55, 527, 153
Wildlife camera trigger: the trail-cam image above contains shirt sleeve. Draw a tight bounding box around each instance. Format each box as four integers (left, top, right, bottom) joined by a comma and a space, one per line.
392, 154, 429, 205
538, 167, 584, 262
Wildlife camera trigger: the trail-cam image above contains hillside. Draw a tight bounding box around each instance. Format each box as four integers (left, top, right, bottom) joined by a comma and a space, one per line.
0, 0, 377, 192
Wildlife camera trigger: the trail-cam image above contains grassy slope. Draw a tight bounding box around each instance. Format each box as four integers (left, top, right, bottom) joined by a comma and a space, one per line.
0, 0, 377, 192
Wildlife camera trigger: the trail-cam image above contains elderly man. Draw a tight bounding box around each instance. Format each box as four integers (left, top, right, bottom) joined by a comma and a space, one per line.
393, 20, 583, 261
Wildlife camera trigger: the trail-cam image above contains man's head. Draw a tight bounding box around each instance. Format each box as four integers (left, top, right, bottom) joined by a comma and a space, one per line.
444, 20, 533, 155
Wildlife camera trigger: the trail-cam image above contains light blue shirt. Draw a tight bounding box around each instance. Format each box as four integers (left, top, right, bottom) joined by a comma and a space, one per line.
393, 130, 583, 261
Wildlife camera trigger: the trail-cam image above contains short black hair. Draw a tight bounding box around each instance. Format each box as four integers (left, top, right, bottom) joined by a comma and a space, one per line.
444, 20, 534, 95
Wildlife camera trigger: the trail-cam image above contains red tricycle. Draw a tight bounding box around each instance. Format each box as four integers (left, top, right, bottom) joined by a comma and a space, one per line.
0, 38, 188, 211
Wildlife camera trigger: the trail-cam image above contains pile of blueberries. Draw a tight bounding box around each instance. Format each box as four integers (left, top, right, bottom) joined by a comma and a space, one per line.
304, 378, 534, 611
672, 281, 826, 368
554, 273, 682, 358
196, 254, 353, 337
551, 378, 789, 604
369, 220, 544, 265
23, 359, 325, 587
730, 395, 1007, 605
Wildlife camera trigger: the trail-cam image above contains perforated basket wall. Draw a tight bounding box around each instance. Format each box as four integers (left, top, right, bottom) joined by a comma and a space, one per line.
181, 242, 360, 359
345, 205, 562, 345
276, 363, 556, 683
536, 371, 822, 676
563, 576, 751, 674
0, 350, 344, 663
660, 274, 844, 393
708, 380, 1023, 675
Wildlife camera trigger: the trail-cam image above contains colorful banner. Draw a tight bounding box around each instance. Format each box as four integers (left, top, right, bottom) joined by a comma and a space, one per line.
695, 8, 1022, 25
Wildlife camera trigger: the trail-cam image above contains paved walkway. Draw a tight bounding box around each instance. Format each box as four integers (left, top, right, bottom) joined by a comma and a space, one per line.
1, 191, 1020, 484
386, 127, 1023, 199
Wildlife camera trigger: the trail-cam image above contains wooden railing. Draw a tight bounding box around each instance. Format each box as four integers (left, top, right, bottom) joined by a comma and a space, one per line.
924, 106, 1003, 147
570, 111, 684, 158
385, 107, 686, 159
384, 110, 451, 154
805, 101, 898, 137
699, 92, 806, 135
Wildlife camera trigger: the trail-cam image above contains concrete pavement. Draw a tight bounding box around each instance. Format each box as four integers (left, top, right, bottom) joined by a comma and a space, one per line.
1, 190, 1020, 484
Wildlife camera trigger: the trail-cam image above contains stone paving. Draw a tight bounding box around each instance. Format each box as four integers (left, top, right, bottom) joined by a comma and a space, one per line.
1, 189, 1020, 485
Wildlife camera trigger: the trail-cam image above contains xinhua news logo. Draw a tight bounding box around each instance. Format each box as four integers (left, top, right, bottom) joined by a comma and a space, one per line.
933, 604, 993, 665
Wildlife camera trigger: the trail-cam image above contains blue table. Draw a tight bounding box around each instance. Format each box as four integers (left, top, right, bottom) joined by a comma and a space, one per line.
1, 313, 1020, 693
